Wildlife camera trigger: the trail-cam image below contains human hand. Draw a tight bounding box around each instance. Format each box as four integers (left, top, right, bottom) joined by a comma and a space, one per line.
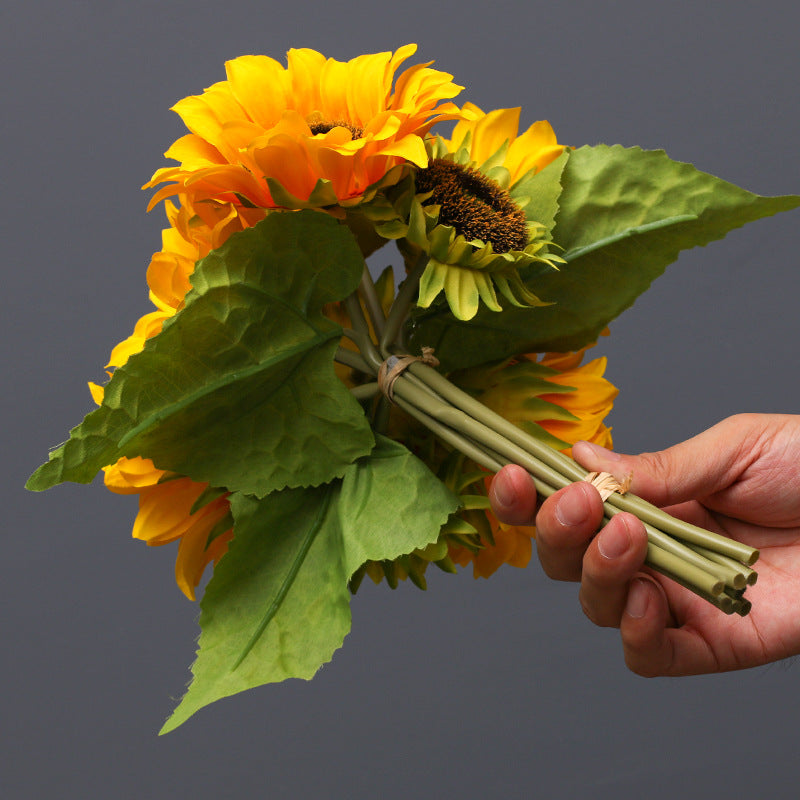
489, 413, 800, 676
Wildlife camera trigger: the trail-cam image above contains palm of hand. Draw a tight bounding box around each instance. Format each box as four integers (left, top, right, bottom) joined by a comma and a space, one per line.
652, 434, 800, 672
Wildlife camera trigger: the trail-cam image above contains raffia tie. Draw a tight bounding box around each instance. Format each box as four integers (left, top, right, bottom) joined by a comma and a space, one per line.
377, 347, 440, 402
583, 471, 632, 501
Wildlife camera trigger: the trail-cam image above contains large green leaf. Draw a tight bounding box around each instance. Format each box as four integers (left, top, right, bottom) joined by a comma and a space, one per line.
27, 211, 374, 497
509, 148, 568, 231
408, 146, 800, 370
159, 436, 459, 733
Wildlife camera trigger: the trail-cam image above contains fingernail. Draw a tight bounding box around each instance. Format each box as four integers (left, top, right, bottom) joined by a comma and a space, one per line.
625, 579, 650, 619
597, 521, 630, 560
574, 440, 622, 463
493, 474, 516, 508
555, 484, 589, 527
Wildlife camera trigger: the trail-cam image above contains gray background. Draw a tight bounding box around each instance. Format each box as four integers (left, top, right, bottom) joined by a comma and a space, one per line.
4, 0, 800, 797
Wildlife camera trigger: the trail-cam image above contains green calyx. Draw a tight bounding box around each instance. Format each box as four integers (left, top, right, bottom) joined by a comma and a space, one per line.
397, 136, 564, 321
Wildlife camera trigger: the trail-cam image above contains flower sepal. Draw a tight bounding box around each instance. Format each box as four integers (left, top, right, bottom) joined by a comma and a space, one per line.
399, 192, 562, 320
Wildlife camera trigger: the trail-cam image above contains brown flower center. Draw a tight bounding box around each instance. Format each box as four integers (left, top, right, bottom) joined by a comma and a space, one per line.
308, 118, 364, 139
415, 159, 528, 253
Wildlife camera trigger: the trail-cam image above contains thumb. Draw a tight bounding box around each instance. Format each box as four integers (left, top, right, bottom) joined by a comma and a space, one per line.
571, 415, 759, 508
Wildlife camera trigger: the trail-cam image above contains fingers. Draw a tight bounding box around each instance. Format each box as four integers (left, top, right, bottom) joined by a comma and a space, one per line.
620, 579, 722, 676
534, 482, 605, 580
492, 465, 728, 675
489, 465, 538, 526
577, 513, 649, 627
571, 415, 768, 508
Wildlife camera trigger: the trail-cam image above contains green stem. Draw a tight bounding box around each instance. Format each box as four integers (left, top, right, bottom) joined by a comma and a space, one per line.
350, 382, 379, 401
645, 541, 724, 597
358, 264, 386, 340
335, 346, 371, 375
391, 368, 757, 609
687, 544, 757, 586
371, 395, 392, 435
406, 361, 759, 567
604, 491, 758, 565
340, 267, 757, 613
407, 361, 587, 482
380, 252, 428, 356
604, 507, 746, 590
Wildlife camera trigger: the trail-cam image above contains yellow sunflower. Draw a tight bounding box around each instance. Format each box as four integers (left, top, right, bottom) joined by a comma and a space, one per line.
402, 103, 568, 320
144, 44, 465, 213
92, 196, 247, 600
90, 378, 233, 600
448, 347, 618, 578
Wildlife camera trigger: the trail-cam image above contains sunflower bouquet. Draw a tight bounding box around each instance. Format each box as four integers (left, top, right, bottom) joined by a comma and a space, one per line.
27, 45, 799, 733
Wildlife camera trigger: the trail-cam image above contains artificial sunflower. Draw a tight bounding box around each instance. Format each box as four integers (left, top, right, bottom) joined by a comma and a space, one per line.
92, 196, 248, 599
89, 379, 233, 600
144, 44, 465, 213
400, 103, 568, 321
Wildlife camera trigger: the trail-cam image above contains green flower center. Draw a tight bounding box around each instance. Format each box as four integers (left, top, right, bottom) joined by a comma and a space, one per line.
415, 159, 528, 253
308, 118, 364, 139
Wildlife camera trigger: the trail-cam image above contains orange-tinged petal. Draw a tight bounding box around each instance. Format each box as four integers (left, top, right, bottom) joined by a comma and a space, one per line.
175, 518, 233, 601
362, 110, 402, 140
219, 118, 271, 152
315, 145, 360, 200
148, 44, 465, 211
252, 136, 318, 201
145, 181, 182, 212
133, 478, 211, 544
468, 522, 534, 579
146, 250, 194, 309
184, 164, 271, 206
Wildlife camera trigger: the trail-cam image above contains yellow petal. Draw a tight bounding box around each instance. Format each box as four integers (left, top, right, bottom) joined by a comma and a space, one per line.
103, 456, 164, 494
163, 133, 224, 170
505, 120, 565, 182
88, 382, 104, 406
225, 54, 289, 127
133, 478, 208, 544
466, 107, 521, 167
106, 309, 170, 368
374, 132, 428, 167
174, 510, 232, 601
172, 86, 245, 159
286, 48, 326, 110
347, 50, 393, 123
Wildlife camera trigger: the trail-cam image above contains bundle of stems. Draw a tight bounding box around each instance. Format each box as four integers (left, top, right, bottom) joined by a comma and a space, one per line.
338, 262, 758, 616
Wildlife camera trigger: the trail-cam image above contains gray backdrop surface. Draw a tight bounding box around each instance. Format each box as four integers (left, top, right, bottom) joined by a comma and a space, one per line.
4, 1, 800, 797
